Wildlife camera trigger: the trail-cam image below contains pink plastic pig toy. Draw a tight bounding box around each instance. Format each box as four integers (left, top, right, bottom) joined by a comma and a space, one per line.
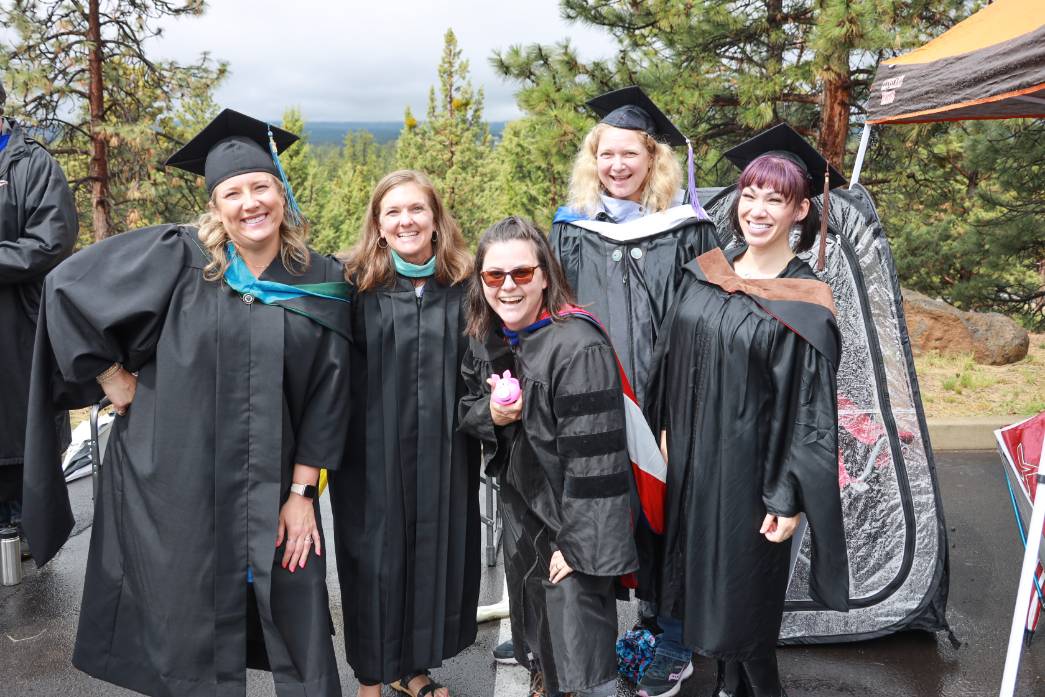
490, 370, 521, 405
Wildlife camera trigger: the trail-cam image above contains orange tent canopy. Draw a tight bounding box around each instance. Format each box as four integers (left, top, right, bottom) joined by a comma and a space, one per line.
865, 0, 1045, 125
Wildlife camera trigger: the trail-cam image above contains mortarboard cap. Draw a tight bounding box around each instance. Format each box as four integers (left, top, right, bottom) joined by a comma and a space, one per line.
164, 108, 299, 193
723, 122, 847, 189
586, 86, 687, 147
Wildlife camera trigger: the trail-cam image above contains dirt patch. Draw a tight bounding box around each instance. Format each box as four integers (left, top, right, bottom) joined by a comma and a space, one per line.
915, 332, 1045, 419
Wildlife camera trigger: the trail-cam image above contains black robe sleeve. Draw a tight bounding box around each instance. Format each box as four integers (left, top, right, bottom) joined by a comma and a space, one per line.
763, 328, 850, 612
0, 147, 78, 284
286, 259, 351, 471
552, 341, 638, 577
45, 225, 191, 381
23, 225, 192, 565
458, 340, 516, 475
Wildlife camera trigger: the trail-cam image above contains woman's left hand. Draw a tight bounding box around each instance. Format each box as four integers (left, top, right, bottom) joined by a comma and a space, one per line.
276, 493, 321, 571
760, 513, 801, 543
549, 549, 574, 584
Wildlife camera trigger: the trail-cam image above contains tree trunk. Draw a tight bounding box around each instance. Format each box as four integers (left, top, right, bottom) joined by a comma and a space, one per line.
87, 0, 111, 240
819, 68, 850, 171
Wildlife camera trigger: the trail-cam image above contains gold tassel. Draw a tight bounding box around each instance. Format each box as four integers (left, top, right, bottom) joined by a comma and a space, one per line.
817, 170, 829, 272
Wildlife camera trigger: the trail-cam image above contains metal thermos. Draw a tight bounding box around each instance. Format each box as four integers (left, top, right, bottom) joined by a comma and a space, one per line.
1, 526, 22, 586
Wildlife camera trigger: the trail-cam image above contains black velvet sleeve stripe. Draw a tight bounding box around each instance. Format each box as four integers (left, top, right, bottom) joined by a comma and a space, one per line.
564, 470, 632, 499
557, 428, 627, 458
554, 388, 620, 417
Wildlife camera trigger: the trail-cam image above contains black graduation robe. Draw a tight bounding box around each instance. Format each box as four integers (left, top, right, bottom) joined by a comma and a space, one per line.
647, 246, 849, 661
329, 276, 481, 684
21, 225, 351, 697
550, 204, 721, 405
459, 315, 639, 694
0, 119, 77, 476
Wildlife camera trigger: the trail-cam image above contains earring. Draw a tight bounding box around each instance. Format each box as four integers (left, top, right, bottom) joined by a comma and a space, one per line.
377, 237, 389, 249
431, 231, 438, 243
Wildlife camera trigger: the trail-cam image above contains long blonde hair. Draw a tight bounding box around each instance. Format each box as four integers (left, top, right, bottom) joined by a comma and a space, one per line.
566, 123, 682, 216
197, 174, 310, 281
343, 169, 472, 291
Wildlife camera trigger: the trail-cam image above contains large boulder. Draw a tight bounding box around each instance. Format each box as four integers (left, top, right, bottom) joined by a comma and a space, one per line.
902, 288, 1029, 365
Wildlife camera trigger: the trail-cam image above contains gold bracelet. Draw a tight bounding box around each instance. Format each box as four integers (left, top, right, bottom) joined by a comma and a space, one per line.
95, 362, 123, 384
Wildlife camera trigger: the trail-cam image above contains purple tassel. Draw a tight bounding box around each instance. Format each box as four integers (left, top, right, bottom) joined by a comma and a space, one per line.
686, 138, 711, 222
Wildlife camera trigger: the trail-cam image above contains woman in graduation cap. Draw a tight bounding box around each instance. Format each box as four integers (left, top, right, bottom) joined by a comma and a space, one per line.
549, 86, 721, 408
639, 124, 849, 697
460, 216, 638, 697
21, 109, 351, 697
329, 169, 480, 697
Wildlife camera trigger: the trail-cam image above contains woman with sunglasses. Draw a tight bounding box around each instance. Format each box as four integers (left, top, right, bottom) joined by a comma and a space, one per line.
460, 216, 638, 697
330, 170, 480, 697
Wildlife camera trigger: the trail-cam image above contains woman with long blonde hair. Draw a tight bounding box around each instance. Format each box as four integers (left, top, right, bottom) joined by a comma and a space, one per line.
22, 109, 351, 697
549, 86, 721, 407
330, 170, 481, 697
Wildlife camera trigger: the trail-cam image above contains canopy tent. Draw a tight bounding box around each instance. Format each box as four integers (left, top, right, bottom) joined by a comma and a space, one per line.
851, 0, 1045, 184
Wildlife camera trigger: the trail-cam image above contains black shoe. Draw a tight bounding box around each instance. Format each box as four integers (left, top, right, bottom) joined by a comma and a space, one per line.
493, 638, 517, 665
636, 652, 693, 697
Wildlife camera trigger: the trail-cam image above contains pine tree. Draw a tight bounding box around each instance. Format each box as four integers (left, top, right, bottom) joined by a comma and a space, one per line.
492, 0, 971, 178
396, 28, 497, 243
311, 131, 395, 254
0, 0, 226, 239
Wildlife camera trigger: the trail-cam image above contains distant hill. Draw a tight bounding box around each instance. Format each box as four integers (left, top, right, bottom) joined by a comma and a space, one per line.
302, 121, 507, 146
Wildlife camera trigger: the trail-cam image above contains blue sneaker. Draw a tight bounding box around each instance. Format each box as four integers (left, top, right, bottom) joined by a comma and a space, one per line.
493, 638, 517, 665
636, 652, 693, 697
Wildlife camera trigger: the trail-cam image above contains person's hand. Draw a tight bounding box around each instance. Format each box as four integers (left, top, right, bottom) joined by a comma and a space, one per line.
100, 367, 137, 416
276, 492, 321, 572
487, 375, 522, 426
760, 513, 801, 543
549, 549, 574, 584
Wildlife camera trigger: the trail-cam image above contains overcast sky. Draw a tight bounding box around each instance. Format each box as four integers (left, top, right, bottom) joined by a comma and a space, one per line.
149, 1, 617, 123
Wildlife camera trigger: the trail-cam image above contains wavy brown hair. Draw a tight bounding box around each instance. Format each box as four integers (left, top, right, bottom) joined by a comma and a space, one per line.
466, 216, 576, 339
342, 169, 472, 291
197, 174, 310, 281
566, 123, 682, 216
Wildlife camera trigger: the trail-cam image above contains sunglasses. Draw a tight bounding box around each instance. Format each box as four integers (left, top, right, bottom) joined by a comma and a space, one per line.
479, 265, 540, 288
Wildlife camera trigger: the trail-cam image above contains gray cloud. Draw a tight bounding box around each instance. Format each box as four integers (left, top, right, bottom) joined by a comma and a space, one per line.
150, 0, 616, 122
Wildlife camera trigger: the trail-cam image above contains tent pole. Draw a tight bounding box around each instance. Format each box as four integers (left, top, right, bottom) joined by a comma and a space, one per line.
849, 123, 872, 188
1000, 433, 1045, 697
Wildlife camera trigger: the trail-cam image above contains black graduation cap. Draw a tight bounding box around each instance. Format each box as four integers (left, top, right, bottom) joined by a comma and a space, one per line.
723, 122, 847, 189
586, 86, 687, 147
164, 108, 299, 192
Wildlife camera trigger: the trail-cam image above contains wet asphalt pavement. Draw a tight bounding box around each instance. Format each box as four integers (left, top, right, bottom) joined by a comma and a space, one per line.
1, 451, 1042, 696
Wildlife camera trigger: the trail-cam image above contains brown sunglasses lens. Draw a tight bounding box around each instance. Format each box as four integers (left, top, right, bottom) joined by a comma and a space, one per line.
480, 266, 538, 288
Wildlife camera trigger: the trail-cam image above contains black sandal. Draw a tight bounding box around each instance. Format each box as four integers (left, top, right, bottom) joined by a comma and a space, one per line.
391, 670, 446, 697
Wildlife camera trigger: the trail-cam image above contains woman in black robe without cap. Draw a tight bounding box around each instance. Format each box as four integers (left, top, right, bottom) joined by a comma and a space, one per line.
460, 217, 638, 697
21, 109, 351, 697
643, 125, 850, 697
330, 169, 480, 697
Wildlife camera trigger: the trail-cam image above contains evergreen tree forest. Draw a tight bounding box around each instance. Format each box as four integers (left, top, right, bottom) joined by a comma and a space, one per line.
2, 2, 1041, 327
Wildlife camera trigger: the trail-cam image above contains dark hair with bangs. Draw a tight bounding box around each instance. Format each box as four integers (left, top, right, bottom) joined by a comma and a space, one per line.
465, 216, 576, 339
728, 154, 821, 253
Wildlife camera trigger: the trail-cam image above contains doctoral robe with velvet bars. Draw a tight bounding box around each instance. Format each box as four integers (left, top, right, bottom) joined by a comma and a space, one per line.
460, 315, 638, 694
21, 225, 350, 697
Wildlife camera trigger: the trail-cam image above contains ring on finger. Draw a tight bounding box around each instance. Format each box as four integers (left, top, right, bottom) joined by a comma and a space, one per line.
304, 536, 312, 544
